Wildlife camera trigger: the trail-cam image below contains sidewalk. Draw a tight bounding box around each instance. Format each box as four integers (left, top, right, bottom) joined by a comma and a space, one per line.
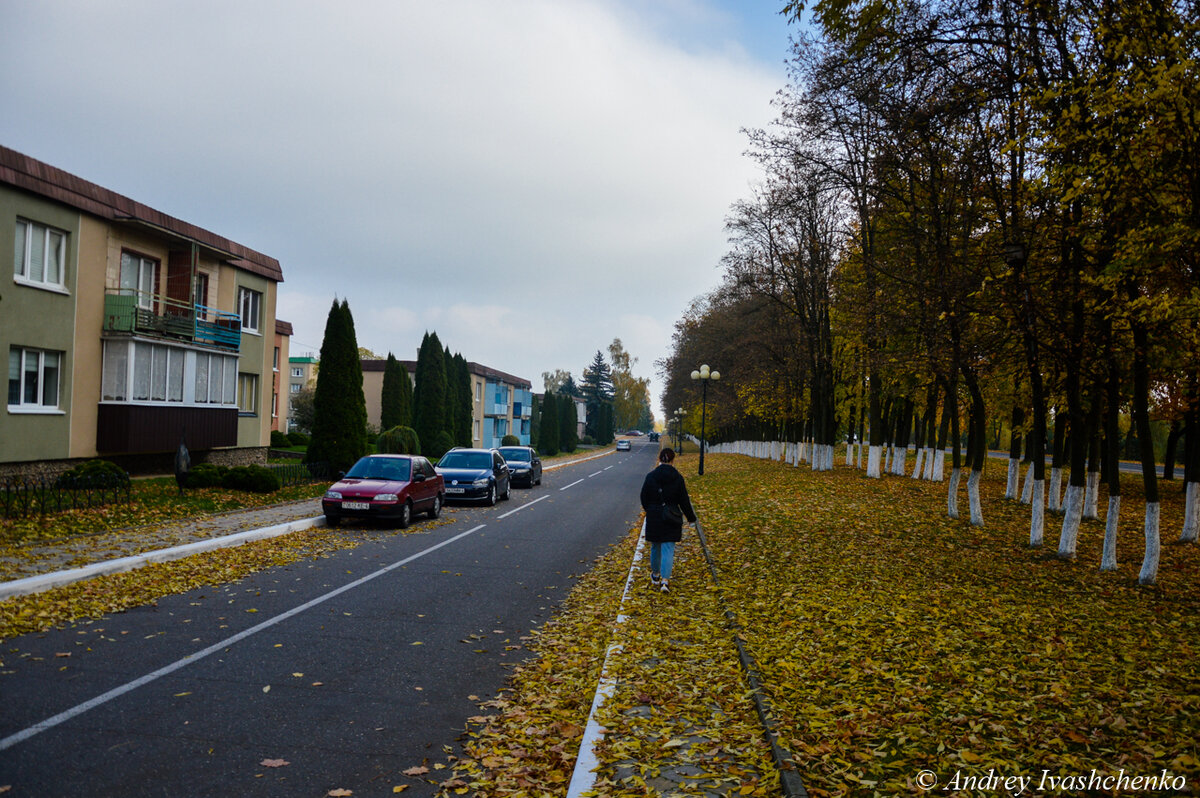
0, 498, 323, 596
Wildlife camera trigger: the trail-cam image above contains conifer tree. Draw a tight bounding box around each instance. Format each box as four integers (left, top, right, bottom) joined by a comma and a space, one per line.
539, 390, 559, 455
559, 392, 578, 453
412, 331, 446, 459
380, 353, 407, 431
452, 353, 473, 447
305, 299, 368, 473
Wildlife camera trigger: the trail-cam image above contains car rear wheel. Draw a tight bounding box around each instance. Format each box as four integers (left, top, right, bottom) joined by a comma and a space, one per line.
397, 501, 412, 529
501, 479, 511, 501
427, 494, 442, 519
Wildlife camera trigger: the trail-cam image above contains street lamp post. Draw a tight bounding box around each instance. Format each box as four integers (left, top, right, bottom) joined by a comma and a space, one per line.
672, 408, 686, 450
690, 364, 720, 475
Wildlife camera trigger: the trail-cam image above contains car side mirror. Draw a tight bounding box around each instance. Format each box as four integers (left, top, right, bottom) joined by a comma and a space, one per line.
413, 473, 426, 482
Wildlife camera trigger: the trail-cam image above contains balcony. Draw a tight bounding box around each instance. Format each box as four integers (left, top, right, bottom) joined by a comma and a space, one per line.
103, 290, 241, 352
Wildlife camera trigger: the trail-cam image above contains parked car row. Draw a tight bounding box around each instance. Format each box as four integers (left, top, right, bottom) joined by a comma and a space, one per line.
322, 445, 545, 528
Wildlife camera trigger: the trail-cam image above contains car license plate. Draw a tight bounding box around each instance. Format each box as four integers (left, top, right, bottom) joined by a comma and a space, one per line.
344, 501, 370, 510
446, 487, 465, 494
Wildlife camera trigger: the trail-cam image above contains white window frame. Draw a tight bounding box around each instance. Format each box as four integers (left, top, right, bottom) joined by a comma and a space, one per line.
119, 251, 158, 310
101, 340, 237, 407
291, 367, 304, 378
8, 346, 63, 413
14, 218, 68, 292
239, 287, 262, 334
238, 372, 259, 414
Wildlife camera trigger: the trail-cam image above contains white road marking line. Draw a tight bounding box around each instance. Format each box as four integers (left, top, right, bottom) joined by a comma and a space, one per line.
559, 479, 585, 491
0, 524, 490, 752
497, 495, 549, 519
589, 471, 603, 478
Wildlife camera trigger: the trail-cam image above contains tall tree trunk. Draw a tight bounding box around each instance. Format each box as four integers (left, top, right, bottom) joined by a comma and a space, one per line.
867, 372, 884, 478
947, 379, 962, 519
1049, 410, 1068, 514
1131, 320, 1160, 585
1162, 419, 1182, 481
1083, 398, 1102, 520
1181, 382, 1199, 543
963, 367, 986, 527
1007, 404, 1024, 499
1101, 321, 1122, 571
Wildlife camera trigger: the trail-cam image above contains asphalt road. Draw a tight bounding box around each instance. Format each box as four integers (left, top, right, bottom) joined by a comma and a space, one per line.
0, 441, 661, 797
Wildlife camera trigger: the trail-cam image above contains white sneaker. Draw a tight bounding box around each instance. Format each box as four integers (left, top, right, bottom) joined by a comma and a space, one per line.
650, 573, 661, 587
660, 580, 670, 593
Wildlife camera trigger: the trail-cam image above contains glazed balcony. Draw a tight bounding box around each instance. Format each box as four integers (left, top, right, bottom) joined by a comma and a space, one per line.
103, 290, 241, 352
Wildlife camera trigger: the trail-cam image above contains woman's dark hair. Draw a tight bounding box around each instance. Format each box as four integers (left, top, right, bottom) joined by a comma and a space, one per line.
659, 447, 676, 463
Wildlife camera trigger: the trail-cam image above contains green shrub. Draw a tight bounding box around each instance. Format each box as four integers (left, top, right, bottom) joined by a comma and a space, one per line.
430, 430, 456, 460
185, 463, 227, 488
287, 431, 310, 447
55, 459, 130, 489
501, 434, 521, 447
580, 435, 594, 446
270, 430, 292, 448
377, 426, 421, 454
221, 464, 281, 493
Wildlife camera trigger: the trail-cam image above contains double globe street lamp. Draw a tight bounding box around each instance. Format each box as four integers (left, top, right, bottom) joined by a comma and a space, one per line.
690, 364, 720, 475
672, 407, 686, 450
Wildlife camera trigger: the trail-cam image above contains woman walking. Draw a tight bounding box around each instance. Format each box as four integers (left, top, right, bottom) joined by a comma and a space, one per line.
640, 447, 697, 593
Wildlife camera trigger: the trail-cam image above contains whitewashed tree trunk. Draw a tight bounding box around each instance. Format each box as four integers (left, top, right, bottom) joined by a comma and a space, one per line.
1021, 463, 1034, 504
1138, 502, 1161, 586
1057, 484, 1084, 559
948, 468, 961, 519
922, 447, 935, 480
912, 449, 925, 479
1101, 495, 1120, 570
1029, 479, 1045, 548
1049, 468, 1063, 513
1005, 458, 1019, 499
1083, 472, 1100, 520
968, 469, 984, 526
893, 448, 907, 477
932, 449, 945, 482
867, 445, 883, 479
1179, 481, 1198, 543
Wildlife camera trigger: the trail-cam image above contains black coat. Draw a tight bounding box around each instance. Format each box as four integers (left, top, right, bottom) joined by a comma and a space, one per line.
640, 463, 697, 542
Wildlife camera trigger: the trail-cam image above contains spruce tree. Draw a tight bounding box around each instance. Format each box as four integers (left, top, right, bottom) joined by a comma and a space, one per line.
380, 353, 405, 431
412, 331, 447, 459
306, 299, 368, 473
539, 390, 559, 455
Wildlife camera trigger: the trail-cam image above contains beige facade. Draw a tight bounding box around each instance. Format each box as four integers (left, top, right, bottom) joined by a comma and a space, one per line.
1, 146, 286, 473
360, 359, 532, 448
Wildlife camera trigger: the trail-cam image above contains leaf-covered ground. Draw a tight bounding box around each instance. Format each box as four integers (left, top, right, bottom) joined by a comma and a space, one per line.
440, 453, 1199, 796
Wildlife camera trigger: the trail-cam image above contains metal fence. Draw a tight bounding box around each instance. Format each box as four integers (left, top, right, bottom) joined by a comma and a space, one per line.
0, 473, 133, 519
266, 461, 332, 488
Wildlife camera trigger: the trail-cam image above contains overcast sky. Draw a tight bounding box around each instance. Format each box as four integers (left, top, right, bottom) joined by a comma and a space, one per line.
1, 0, 798, 421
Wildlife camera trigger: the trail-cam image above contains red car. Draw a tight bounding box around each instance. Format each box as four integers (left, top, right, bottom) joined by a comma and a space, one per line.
322, 454, 444, 529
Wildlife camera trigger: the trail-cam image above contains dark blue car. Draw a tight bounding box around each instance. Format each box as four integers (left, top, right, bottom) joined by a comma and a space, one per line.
435, 448, 512, 505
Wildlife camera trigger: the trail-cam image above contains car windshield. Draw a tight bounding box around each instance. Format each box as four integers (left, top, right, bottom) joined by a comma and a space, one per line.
499, 448, 530, 462
439, 452, 492, 470
345, 457, 411, 481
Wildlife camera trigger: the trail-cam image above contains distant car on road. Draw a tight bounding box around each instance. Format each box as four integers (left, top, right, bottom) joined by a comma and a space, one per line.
436, 448, 512, 505
498, 445, 542, 487
323, 454, 444, 529
616, 440, 631, 452
648, 432, 660, 442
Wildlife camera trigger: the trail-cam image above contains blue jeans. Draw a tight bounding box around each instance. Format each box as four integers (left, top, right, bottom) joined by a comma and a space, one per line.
650, 541, 676, 580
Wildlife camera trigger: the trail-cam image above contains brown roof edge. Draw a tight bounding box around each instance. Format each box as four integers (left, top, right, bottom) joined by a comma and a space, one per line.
0, 145, 283, 283
467, 362, 532, 390
275, 319, 294, 336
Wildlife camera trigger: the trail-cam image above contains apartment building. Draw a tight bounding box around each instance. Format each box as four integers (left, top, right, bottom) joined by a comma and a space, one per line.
1, 146, 286, 474
361, 359, 532, 448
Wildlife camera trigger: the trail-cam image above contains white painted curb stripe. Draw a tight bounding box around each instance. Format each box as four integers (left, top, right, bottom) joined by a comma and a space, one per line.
0, 523, 489, 752
566, 525, 646, 797
0, 516, 325, 600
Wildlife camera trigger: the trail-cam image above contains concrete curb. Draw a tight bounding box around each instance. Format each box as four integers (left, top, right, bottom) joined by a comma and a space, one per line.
0, 516, 325, 601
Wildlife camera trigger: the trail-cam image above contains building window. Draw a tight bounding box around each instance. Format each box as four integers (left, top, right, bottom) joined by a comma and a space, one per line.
194, 272, 210, 309
291, 367, 304, 378
14, 219, 68, 290
239, 287, 262, 334
473, 419, 480, 441
475, 381, 483, 402
8, 347, 61, 409
238, 373, 259, 414
290, 382, 301, 394
119, 251, 158, 310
